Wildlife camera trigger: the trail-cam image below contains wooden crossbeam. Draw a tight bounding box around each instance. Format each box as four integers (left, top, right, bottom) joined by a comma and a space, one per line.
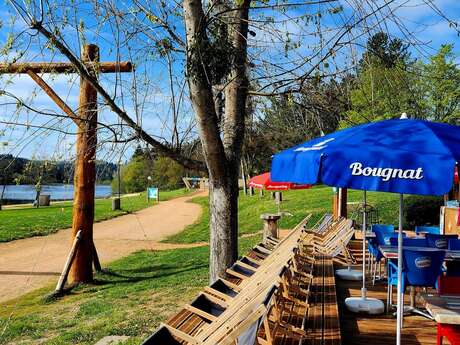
0, 61, 133, 74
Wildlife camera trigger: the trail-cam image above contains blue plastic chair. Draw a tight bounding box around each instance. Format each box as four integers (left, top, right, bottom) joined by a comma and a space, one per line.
372, 224, 395, 233
372, 227, 397, 284
415, 225, 440, 235
447, 239, 460, 276
426, 234, 459, 249
448, 239, 460, 250
387, 248, 445, 317
369, 225, 395, 253
374, 228, 397, 246
389, 237, 426, 247
403, 248, 445, 289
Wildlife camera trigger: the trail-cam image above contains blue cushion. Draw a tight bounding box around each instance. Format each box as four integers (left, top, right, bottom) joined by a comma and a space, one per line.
372, 224, 394, 233
449, 239, 460, 250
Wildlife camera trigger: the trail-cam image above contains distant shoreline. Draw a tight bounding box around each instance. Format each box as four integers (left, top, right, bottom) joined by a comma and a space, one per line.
0, 184, 113, 203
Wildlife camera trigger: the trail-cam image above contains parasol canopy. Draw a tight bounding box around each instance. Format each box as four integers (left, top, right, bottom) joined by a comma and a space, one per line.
248, 172, 311, 191
271, 119, 460, 196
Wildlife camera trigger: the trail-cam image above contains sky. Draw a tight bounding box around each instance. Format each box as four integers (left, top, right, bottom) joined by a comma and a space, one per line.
0, 0, 459, 163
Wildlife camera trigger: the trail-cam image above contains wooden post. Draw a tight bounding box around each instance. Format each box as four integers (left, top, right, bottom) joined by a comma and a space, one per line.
55, 230, 82, 293
338, 188, 347, 218
92, 241, 102, 272
332, 187, 339, 220
241, 160, 247, 195
0, 45, 132, 287
260, 213, 281, 243
68, 44, 99, 284
274, 191, 282, 203
333, 187, 348, 219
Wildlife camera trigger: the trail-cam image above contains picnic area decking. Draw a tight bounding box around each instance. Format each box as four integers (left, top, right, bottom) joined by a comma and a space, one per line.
337, 240, 438, 345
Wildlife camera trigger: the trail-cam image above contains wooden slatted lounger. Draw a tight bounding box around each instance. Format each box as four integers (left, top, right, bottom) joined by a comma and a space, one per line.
310, 218, 348, 245
313, 219, 355, 266
304, 213, 334, 235
141, 214, 314, 344
166, 240, 299, 339
258, 256, 314, 344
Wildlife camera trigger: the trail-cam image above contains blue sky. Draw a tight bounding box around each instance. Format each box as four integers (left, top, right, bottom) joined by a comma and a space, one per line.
0, 0, 459, 163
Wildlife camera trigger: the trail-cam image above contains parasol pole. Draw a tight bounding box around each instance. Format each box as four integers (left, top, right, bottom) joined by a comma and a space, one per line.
361, 190, 367, 298
344, 191, 384, 314
396, 193, 404, 345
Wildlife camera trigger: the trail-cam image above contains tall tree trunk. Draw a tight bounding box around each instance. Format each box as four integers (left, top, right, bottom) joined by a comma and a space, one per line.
209, 169, 239, 280
184, 0, 249, 282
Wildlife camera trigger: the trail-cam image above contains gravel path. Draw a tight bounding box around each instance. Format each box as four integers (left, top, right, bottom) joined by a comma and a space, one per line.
0, 192, 206, 303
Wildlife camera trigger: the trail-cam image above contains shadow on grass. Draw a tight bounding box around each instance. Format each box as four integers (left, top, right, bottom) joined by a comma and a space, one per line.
0, 270, 60, 276
93, 263, 208, 285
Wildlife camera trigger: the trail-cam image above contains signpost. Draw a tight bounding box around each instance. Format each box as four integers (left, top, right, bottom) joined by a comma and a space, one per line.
147, 187, 159, 204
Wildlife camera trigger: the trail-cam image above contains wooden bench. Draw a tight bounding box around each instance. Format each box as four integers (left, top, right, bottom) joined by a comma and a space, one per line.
305, 254, 341, 345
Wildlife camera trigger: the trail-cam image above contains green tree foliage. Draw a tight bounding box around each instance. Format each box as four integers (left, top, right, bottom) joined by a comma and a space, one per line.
362, 32, 409, 68
116, 151, 187, 193
422, 44, 460, 124
243, 79, 350, 175
343, 32, 426, 126
115, 153, 153, 193
0, 155, 116, 185
344, 33, 460, 126
151, 156, 185, 190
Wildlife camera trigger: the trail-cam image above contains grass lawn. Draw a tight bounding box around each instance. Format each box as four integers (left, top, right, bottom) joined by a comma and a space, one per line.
164, 185, 405, 243
0, 186, 434, 344
0, 237, 260, 345
0, 189, 189, 242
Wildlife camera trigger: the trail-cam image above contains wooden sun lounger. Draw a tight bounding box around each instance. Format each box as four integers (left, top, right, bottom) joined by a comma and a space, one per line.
307, 213, 334, 234
313, 219, 356, 266
258, 256, 314, 344
141, 214, 314, 345
164, 242, 300, 340
312, 219, 351, 249
310, 218, 347, 243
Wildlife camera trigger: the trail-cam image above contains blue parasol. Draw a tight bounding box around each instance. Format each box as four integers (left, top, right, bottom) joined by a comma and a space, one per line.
271, 118, 460, 345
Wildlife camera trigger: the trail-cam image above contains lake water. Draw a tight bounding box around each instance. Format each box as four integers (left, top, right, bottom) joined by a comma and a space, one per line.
0, 184, 112, 201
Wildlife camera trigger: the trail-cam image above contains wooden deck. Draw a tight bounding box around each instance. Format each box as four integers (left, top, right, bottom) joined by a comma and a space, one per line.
336, 241, 441, 345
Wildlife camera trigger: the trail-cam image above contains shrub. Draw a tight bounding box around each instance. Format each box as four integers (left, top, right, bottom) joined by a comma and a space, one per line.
151, 156, 185, 190
403, 195, 443, 229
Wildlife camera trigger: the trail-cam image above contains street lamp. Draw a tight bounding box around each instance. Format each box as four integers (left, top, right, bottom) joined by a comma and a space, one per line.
0, 141, 10, 211
112, 161, 122, 211
147, 176, 152, 204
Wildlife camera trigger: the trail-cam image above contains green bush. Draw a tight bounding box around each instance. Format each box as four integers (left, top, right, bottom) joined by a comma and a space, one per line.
112, 157, 153, 194
403, 195, 443, 229
112, 155, 186, 194
151, 156, 185, 190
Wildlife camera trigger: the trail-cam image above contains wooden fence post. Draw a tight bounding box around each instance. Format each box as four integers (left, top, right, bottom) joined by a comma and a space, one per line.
55, 230, 82, 293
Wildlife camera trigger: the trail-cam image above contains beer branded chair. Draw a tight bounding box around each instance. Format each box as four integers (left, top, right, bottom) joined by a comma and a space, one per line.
388, 248, 445, 320
426, 234, 459, 250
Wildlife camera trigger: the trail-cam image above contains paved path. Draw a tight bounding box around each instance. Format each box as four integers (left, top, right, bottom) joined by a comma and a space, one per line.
0, 192, 206, 303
